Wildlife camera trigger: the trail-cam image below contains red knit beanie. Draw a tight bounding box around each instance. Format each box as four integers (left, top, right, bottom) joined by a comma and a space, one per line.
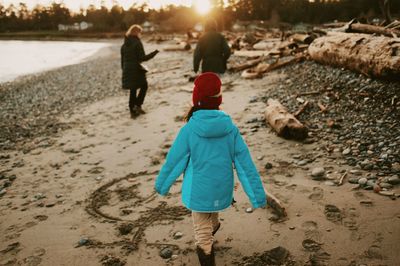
192, 72, 222, 109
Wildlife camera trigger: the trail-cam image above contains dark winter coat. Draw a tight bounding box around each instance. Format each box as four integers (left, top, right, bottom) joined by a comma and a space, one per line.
193, 31, 231, 74
121, 36, 157, 89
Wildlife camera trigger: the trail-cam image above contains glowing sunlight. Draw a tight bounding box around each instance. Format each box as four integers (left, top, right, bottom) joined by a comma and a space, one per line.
194, 0, 212, 15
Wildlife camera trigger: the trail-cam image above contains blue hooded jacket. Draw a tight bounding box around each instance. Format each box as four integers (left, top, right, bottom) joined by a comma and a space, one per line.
155, 110, 266, 212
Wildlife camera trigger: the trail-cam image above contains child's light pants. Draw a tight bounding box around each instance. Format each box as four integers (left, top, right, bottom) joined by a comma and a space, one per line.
192, 212, 220, 255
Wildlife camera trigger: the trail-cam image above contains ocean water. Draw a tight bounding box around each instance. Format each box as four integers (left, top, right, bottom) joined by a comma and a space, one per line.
0, 40, 111, 83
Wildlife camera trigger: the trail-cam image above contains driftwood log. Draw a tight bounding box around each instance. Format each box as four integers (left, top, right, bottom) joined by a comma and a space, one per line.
241, 55, 306, 79
347, 23, 400, 37
265, 99, 308, 140
266, 191, 287, 219
308, 33, 400, 79
291, 33, 315, 44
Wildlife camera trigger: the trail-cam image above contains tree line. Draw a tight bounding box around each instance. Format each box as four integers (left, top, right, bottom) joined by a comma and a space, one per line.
0, 0, 399, 33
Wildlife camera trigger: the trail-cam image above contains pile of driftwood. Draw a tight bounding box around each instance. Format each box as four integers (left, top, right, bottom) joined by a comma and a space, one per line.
226, 19, 400, 80
226, 30, 315, 79
226, 19, 400, 141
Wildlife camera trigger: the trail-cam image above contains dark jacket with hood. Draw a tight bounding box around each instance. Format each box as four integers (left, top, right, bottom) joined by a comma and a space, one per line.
193, 31, 231, 74
121, 36, 157, 89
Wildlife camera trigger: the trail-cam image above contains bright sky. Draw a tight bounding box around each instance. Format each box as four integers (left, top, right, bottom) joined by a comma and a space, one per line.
1, 0, 217, 12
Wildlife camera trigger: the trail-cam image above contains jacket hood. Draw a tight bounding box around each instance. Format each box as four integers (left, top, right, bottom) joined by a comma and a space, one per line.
188, 110, 235, 138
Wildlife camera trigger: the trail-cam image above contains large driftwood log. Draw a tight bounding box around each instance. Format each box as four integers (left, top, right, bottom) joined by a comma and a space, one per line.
265, 99, 308, 140
309, 33, 400, 79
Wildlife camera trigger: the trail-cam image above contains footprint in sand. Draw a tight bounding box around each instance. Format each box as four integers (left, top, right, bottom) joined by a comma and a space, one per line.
324, 204, 342, 223
88, 166, 105, 175
301, 221, 323, 242
308, 187, 324, 201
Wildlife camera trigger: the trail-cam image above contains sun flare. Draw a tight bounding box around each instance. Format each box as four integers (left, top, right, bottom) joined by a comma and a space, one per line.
194, 0, 212, 15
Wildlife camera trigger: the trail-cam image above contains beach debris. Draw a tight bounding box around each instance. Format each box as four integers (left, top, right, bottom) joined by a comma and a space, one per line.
311, 167, 325, 180
309, 33, 400, 79
245, 207, 253, 213
266, 192, 287, 219
159, 247, 173, 259
173, 231, 183, 239
265, 99, 308, 140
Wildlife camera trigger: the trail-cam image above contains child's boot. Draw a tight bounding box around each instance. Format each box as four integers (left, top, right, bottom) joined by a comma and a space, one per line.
196, 246, 215, 266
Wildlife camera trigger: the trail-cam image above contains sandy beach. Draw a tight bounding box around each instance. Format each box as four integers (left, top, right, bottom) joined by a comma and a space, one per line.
0, 38, 399, 266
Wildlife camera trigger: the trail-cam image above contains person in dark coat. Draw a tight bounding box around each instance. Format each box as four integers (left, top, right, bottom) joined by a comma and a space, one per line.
121, 24, 158, 118
193, 19, 231, 75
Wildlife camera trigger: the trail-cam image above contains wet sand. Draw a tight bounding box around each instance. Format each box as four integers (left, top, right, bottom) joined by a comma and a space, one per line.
0, 39, 399, 266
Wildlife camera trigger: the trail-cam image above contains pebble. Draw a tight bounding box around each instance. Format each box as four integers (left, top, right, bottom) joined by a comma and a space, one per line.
324, 181, 336, 186
159, 247, 173, 259
76, 238, 90, 247
348, 177, 360, 184
311, 167, 325, 179
245, 207, 253, 213
358, 178, 368, 185
173, 232, 183, 239
342, 148, 351, 155
264, 162, 273, 169
297, 160, 308, 166
0, 188, 6, 197
387, 176, 400, 185
34, 193, 46, 200
379, 182, 392, 189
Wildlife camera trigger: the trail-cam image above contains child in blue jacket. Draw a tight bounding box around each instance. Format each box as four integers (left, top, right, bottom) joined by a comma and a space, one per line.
155, 72, 266, 266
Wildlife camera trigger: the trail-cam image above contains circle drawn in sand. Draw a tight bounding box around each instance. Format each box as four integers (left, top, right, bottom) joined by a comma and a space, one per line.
85, 171, 190, 253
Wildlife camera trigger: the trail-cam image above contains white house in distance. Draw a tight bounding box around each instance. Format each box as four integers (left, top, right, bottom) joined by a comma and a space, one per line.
58, 21, 93, 31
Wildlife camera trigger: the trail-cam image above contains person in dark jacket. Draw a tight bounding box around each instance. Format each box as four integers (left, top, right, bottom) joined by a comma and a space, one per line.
193, 19, 231, 74
121, 24, 158, 118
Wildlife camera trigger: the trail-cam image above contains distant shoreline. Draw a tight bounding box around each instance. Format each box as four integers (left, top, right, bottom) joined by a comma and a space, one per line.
0, 31, 126, 41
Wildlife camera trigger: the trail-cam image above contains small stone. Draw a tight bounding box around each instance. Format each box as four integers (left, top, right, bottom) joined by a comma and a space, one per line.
159, 247, 173, 259
373, 184, 381, 193
379, 182, 393, 189
76, 238, 90, 247
297, 160, 308, 166
358, 178, 368, 185
342, 148, 351, 155
173, 231, 183, 239
387, 176, 400, 185
348, 177, 359, 184
55, 194, 63, 198
95, 176, 103, 181
0, 188, 6, 197
289, 226, 295, 230
349, 170, 362, 176
264, 163, 273, 169
171, 255, 179, 260
311, 167, 325, 179
8, 175, 17, 181
245, 207, 253, 213
45, 202, 56, 208
257, 156, 264, 161
34, 193, 46, 200
324, 181, 336, 186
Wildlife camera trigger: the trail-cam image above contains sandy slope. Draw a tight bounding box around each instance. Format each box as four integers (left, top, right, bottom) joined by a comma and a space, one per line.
0, 41, 399, 266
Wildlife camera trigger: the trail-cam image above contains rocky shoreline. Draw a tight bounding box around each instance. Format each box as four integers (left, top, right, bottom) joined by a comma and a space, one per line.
260, 60, 400, 180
